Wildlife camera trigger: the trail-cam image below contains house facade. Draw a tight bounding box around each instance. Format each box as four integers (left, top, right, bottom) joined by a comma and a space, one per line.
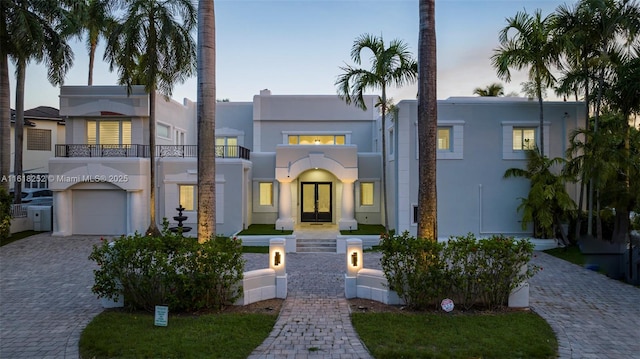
9, 106, 65, 189
50, 86, 585, 240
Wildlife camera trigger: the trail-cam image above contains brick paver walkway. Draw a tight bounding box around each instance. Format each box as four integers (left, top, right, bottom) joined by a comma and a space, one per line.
1, 233, 640, 358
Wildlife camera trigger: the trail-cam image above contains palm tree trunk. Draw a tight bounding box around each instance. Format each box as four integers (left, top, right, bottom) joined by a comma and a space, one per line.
13, 60, 26, 204
88, 40, 96, 85
146, 90, 159, 236
380, 87, 389, 234
536, 78, 544, 154
0, 53, 10, 192
417, 0, 438, 240
197, 0, 216, 242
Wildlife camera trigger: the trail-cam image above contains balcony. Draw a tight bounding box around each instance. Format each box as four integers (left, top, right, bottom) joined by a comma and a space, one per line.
55, 144, 250, 160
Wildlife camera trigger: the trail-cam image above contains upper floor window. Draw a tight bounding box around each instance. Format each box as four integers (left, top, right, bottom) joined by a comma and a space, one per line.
27, 128, 51, 151
157, 123, 171, 139
288, 135, 345, 145
513, 127, 536, 151
87, 119, 131, 145
437, 127, 452, 151
216, 136, 238, 157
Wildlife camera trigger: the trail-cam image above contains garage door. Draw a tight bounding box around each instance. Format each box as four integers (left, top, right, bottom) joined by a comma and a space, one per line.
72, 190, 127, 235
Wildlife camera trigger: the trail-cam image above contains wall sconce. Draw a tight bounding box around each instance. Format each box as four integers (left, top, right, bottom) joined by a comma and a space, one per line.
351, 251, 358, 267
274, 251, 281, 267
314, 138, 320, 145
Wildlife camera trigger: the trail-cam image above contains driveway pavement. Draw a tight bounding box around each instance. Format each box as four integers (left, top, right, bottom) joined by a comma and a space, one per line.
1, 233, 639, 358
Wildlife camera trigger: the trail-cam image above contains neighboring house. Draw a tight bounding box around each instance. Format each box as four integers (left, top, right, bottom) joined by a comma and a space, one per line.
10, 106, 65, 189
50, 86, 585, 239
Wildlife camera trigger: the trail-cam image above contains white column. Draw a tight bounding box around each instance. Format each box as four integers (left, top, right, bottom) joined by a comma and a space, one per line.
339, 179, 357, 231
275, 180, 294, 230
52, 190, 70, 236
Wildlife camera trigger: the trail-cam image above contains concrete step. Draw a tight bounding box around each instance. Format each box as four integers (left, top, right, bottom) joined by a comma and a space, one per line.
296, 239, 337, 253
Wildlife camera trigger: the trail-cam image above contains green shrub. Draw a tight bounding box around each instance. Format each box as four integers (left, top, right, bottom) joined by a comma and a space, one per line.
89, 222, 245, 312
0, 188, 11, 241
380, 232, 536, 310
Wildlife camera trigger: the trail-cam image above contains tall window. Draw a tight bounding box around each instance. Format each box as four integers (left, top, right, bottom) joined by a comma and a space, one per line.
27, 129, 51, 151
360, 182, 374, 206
388, 128, 394, 157
87, 120, 131, 145
179, 185, 197, 211
157, 123, 171, 138
513, 128, 536, 151
216, 136, 238, 157
259, 182, 273, 206
437, 127, 452, 151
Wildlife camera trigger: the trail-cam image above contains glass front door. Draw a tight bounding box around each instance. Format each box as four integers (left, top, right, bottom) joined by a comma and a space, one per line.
301, 182, 332, 222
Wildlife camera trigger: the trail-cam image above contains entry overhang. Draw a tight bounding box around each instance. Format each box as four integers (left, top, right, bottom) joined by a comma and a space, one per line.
275, 145, 358, 181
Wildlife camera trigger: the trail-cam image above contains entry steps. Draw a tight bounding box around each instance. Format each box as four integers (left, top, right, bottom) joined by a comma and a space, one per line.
296, 238, 337, 253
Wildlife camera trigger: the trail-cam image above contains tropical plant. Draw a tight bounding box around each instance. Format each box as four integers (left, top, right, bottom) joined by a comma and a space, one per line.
504, 149, 577, 240
104, 0, 196, 236
60, 0, 116, 85
197, 0, 216, 242
3, 0, 73, 204
336, 33, 417, 234
417, 0, 438, 241
0, 187, 11, 240
473, 82, 504, 96
565, 112, 640, 242
492, 8, 560, 153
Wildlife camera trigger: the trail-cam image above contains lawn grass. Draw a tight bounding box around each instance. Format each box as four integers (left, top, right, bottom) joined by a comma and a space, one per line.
242, 245, 269, 253
352, 311, 557, 359
339, 224, 386, 236
237, 224, 293, 236
544, 245, 586, 266
0, 230, 45, 247
80, 310, 277, 359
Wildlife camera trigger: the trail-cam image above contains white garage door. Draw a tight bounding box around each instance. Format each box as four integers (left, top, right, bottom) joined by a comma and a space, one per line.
72, 190, 127, 235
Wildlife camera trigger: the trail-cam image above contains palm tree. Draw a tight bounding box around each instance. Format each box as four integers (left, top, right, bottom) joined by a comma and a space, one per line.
336, 34, 417, 234
473, 82, 504, 97
492, 9, 560, 154
197, 0, 216, 242
0, 1, 10, 193
60, 0, 116, 85
105, 0, 196, 236
505, 149, 576, 241
3, 0, 73, 203
417, 0, 438, 241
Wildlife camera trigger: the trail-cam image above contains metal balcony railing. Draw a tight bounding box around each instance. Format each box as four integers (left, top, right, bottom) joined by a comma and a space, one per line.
55, 144, 250, 160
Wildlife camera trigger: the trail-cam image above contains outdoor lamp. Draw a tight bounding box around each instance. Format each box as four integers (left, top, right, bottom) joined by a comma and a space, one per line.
351, 251, 358, 267
274, 251, 281, 267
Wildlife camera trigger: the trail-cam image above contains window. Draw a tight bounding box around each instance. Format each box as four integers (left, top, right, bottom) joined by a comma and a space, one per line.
27, 129, 51, 151
287, 135, 346, 145
513, 128, 536, 151
179, 185, 197, 211
157, 123, 171, 138
388, 128, 394, 157
259, 182, 273, 206
87, 120, 131, 145
216, 136, 238, 157
360, 182, 374, 206
437, 127, 452, 151
413, 205, 418, 224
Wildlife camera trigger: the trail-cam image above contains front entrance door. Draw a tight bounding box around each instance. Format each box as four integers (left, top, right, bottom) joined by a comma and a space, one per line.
301, 182, 332, 222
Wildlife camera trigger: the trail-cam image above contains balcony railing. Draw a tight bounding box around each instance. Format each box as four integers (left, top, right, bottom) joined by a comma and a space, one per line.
55, 144, 250, 160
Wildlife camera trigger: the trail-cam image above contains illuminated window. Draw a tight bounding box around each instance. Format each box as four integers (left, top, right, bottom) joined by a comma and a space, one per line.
360, 182, 374, 206
259, 182, 273, 206
87, 120, 131, 145
437, 127, 452, 151
288, 135, 345, 145
513, 128, 536, 151
27, 129, 51, 151
216, 136, 238, 157
179, 185, 196, 211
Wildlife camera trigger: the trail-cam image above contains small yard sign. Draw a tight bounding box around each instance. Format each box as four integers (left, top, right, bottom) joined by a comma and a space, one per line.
440, 298, 454, 313
154, 305, 168, 327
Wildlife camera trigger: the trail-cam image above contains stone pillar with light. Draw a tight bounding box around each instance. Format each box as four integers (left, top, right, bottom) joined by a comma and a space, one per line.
269, 238, 287, 299
344, 238, 363, 298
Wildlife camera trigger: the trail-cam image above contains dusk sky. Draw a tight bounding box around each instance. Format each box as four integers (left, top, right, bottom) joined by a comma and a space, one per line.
10, 0, 577, 111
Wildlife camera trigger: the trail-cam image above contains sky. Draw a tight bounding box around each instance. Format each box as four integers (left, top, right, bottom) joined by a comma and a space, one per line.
9, 0, 578, 111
